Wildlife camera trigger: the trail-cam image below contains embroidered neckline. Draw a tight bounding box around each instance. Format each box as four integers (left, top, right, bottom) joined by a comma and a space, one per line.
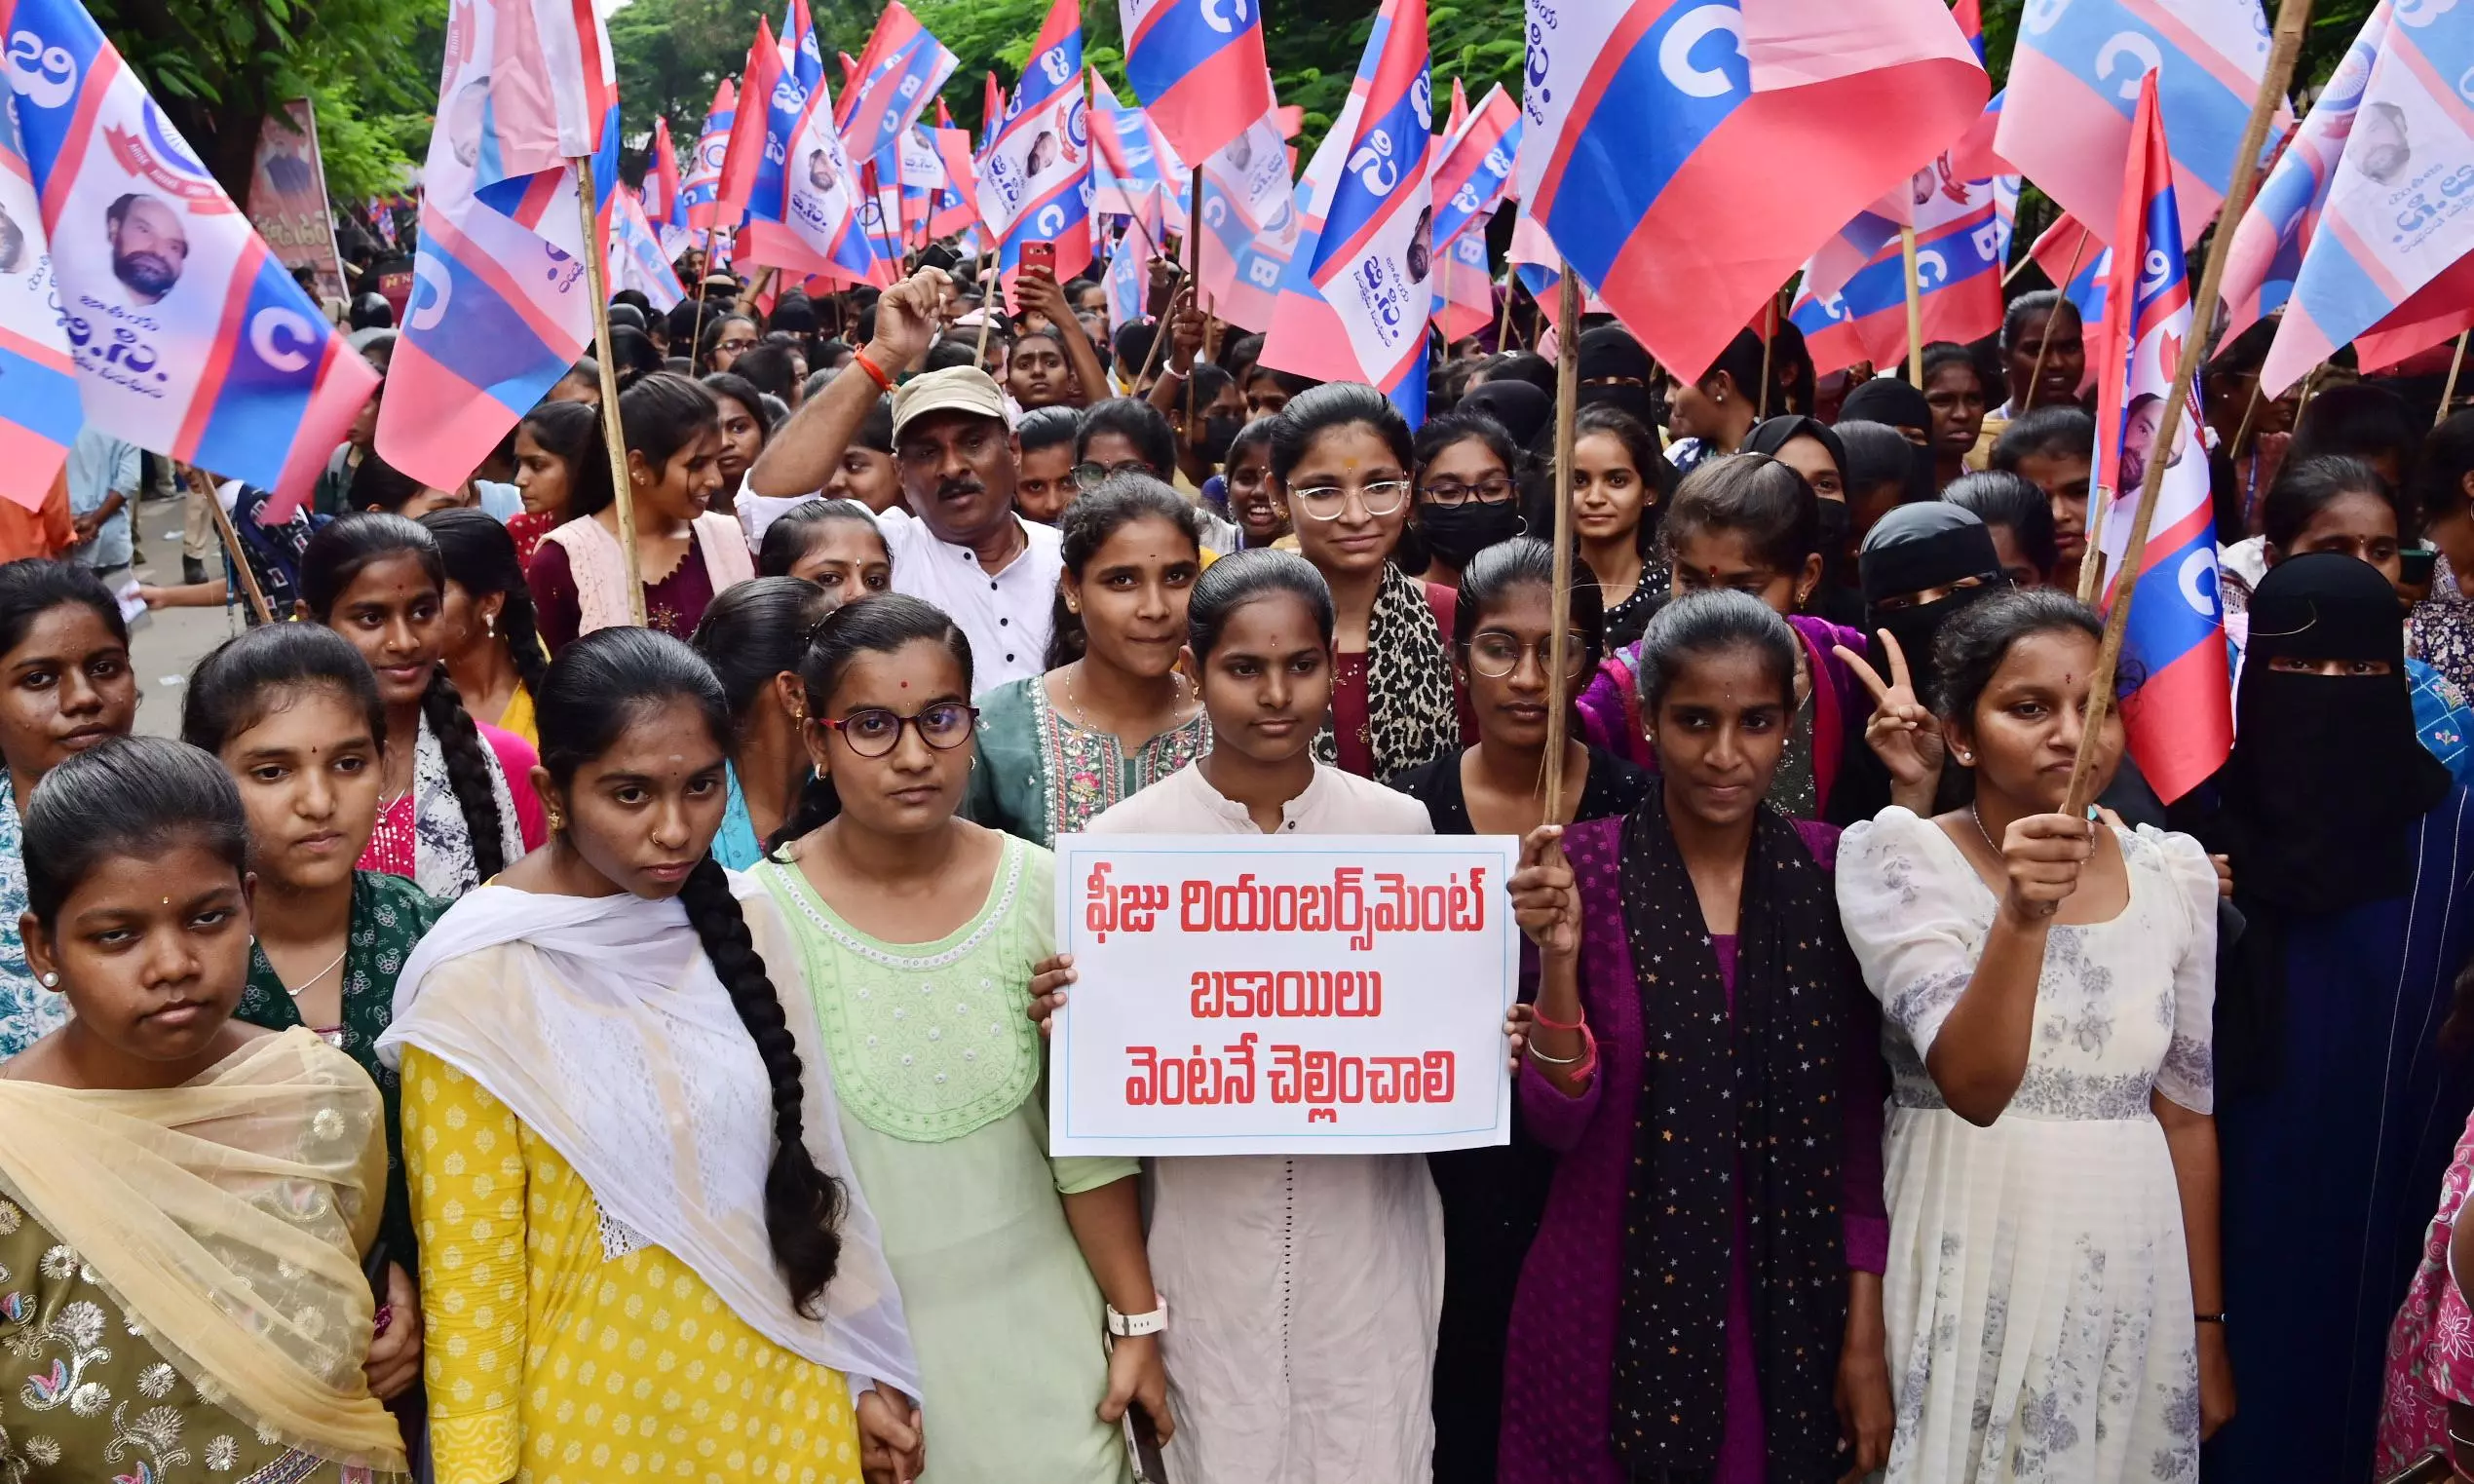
762, 838, 1026, 970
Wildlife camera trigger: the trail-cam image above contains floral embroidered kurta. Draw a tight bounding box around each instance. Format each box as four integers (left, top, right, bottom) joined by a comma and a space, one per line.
2378, 1105, 2474, 1475
0, 1196, 407, 1484
234, 872, 442, 1267
0, 776, 63, 1062
963, 675, 1210, 849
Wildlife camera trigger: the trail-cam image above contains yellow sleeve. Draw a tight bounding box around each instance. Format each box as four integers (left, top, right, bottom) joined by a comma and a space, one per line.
402, 1047, 526, 1484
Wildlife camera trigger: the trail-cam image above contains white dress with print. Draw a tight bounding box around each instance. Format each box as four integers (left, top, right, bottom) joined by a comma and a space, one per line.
1836, 808, 2218, 1484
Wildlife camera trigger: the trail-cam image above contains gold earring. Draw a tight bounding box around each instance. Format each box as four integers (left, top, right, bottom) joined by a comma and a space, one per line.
547, 807, 565, 831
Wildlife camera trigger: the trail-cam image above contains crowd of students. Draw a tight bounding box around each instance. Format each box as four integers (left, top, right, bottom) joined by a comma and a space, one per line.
0, 247, 2470, 1484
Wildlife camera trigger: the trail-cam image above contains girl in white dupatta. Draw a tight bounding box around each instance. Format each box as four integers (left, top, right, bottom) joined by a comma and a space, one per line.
0, 738, 408, 1481
378, 628, 923, 1484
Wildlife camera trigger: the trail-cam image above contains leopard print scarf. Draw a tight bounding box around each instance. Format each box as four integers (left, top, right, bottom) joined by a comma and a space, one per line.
1314, 563, 1461, 782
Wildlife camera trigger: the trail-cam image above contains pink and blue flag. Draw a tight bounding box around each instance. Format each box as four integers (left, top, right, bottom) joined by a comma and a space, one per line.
1996, 0, 2280, 249
1104, 199, 1163, 330
1196, 103, 1299, 331
1429, 84, 1519, 343
1790, 154, 2008, 373
682, 78, 738, 232
2089, 73, 2229, 804
1263, 0, 1435, 422
836, 2, 958, 163
734, 11, 890, 288
608, 188, 687, 312
644, 116, 681, 225
980, 0, 1094, 295
1517, 0, 1986, 383
3, 0, 378, 515
743, 0, 828, 241
2241, 0, 2474, 393
2030, 211, 2114, 353
378, 0, 605, 495
1119, 0, 1275, 167
0, 99, 79, 506
928, 110, 982, 240
1090, 72, 1189, 230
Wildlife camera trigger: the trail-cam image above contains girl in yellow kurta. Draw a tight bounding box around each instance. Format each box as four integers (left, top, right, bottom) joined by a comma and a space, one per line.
380, 627, 923, 1484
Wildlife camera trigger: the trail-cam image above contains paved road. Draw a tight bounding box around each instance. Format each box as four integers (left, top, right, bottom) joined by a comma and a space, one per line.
122, 490, 254, 740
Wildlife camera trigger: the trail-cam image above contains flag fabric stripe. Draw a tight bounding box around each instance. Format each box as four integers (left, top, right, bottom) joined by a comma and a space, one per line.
1120, 0, 1274, 166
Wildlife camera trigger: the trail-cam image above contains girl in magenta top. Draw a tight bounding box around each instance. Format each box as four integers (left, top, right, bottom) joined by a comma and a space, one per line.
299, 514, 547, 899
1506, 588, 1891, 1484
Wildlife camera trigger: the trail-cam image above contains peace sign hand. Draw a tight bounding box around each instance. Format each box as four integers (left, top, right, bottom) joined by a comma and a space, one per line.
1833, 628, 1945, 808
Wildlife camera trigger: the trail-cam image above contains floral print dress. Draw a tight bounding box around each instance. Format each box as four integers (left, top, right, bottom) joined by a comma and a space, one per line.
962, 674, 1209, 849
1837, 809, 2220, 1483
0, 777, 65, 1063
0, 1197, 402, 1483
2377, 1107, 2474, 1475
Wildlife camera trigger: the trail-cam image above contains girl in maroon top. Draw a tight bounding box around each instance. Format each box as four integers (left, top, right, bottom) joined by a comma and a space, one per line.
1506, 588, 1891, 1484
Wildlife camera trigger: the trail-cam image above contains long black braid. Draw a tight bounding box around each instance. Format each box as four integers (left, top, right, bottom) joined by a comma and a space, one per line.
421, 508, 552, 702
763, 594, 973, 856
537, 626, 846, 1311
420, 667, 509, 881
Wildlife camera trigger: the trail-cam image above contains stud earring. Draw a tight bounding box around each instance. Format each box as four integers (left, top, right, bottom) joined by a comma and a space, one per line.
38, 971, 57, 989
1955, 749, 1973, 764
486, 615, 497, 638
547, 808, 565, 831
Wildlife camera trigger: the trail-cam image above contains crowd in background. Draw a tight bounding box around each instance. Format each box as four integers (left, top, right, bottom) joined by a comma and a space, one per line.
0, 237, 2471, 1484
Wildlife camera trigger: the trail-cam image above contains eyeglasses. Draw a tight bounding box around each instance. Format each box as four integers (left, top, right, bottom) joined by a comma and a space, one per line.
1291, 478, 1411, 520
1420, 476, 1517, 508
715, 336, 759, 355
1467, 630, 1590, 680
814, 702, 981, 758
1074, 460, 1154, 492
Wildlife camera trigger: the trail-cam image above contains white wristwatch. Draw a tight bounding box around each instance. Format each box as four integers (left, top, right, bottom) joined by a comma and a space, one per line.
1106, 1295, 1168, 1337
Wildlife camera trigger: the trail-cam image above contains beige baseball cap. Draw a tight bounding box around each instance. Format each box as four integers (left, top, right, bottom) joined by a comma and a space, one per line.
891, 365, 1010, 439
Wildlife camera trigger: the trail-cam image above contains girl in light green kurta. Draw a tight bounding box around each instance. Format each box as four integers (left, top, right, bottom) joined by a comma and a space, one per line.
759, 591, 1172, 1482
965, 478, 1208, 847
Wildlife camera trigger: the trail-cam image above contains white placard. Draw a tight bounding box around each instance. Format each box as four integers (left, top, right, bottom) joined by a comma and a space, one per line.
1048, 832, 1520, 1157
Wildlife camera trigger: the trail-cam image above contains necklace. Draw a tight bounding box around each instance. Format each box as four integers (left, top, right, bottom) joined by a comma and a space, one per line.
270, 942, 350, 1000
1062, 662, 1194, 735
1969, 802, 2001, 857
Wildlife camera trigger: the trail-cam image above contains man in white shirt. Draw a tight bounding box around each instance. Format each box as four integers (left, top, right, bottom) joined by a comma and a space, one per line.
744, 267, 1064, 692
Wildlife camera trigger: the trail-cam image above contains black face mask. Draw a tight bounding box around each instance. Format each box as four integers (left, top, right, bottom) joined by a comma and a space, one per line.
1418, 502, 1527, 571
1199, 415, 1243, 466
1814, 497, 1854, 573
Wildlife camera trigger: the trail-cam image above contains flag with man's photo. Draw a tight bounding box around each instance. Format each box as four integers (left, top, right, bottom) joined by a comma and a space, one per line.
2, 0, 376, 515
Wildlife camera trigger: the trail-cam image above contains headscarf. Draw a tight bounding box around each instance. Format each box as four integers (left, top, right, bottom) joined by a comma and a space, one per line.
1858, 503, 2002, 707
0, 1029, 409, 1470
2201, 553, 2454, 1089
1578, 324, 1659, 428
2218, 552, 2450, 911
1460, 379, 1552, 449
1749, 415, 1856, 612
378, 878, 923, 1394
1836, 377, 1932, 438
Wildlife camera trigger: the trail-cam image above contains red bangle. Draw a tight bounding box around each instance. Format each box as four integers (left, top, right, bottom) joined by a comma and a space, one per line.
1532, 1003, 1586, 1033
853, 352, 894, 393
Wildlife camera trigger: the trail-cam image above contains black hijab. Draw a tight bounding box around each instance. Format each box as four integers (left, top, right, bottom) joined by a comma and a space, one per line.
2194, 553, 2452, 1088
1578, 324, 1659, 428
2216, 552, 2450, 910
1748, 416, 1860, 622
1837, 377, 1932, 438
1460, 379, 1552, 449
1858, 503, 2002, 690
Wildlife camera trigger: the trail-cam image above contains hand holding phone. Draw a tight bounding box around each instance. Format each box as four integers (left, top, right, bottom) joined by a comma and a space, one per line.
1022, 240, 1057, 279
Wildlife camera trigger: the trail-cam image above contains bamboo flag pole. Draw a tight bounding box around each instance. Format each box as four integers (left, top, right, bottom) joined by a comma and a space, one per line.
575, 154, 650, 627
2440, 330, 2470, 429
2022, 234, 2089, 413
688, 228, 713, 360
1900, 225, 1924, 385
188, 468, 271, 624
972, 243, 1000, 366
1542, 269, 1583, 821
1185, 170, 1205, 430
2060, 0, 2310, 818
1757, 294, 1777, 420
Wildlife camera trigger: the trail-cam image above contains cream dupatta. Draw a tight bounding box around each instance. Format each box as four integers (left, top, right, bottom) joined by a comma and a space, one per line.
0, 1027, 408, 1470
375, 874, 922, 1396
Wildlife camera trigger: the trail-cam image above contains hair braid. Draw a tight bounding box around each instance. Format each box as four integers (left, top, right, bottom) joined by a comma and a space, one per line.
677, 856, 845, 1312
420, 668, 509, 881
496, 582, 552, 703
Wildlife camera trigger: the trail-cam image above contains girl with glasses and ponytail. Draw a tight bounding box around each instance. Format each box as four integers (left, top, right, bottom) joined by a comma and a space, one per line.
381, 628, 926, 1484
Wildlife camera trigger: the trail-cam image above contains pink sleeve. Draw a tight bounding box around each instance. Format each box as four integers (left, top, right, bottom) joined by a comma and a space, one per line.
479, 722, 549, 850
1518, 1052, 1602, 1151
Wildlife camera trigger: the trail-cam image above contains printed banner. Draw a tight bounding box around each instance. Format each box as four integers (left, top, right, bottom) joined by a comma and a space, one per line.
1048, 834, 1518, 1157
245, 100, 345, 307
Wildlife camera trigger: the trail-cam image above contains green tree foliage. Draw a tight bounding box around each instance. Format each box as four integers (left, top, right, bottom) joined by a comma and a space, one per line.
92, 0, 441, 203
608, 0, 775, 141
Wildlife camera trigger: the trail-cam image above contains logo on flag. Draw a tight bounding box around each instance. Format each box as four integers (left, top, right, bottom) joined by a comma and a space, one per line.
1120, 0, 1274, 166
1517, 0, 1985, 381
1196, 103, 1299, 331
4, 0, 376, 514
682, 79, 738, 232
980, 0, 1093, 290
2089, 73, 2229, 804
836, 1, 959, 159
